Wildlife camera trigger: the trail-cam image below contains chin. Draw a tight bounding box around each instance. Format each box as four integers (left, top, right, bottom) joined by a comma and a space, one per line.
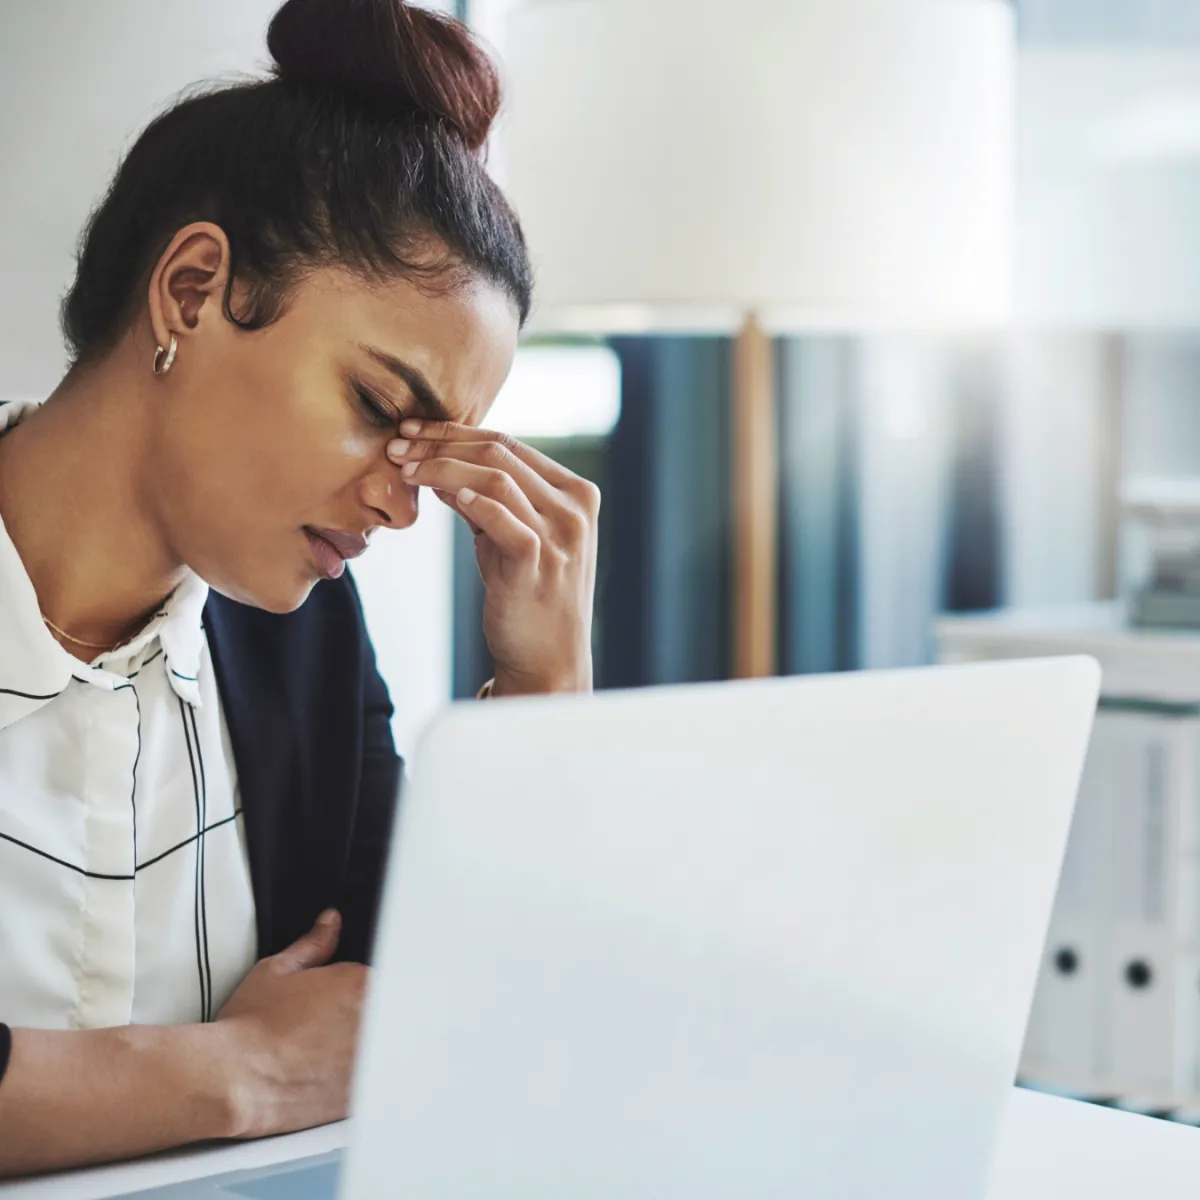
205, 568, 317, 615
258, 575, 320, 614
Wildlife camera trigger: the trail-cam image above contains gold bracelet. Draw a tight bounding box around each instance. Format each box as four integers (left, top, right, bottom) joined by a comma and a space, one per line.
476, 678, 495, 700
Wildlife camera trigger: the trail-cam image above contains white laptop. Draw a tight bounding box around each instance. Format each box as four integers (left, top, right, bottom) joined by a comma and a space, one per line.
122, 657, 1099, 1200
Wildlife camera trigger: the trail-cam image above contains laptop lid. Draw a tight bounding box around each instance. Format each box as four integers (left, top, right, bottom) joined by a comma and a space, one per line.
344, 658, 1099, 1200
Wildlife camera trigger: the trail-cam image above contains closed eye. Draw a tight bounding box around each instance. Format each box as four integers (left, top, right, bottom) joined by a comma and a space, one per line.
352, 380, 400, 429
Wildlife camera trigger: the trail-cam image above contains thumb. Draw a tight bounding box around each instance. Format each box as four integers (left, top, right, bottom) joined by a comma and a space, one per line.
273, 908, 341, 973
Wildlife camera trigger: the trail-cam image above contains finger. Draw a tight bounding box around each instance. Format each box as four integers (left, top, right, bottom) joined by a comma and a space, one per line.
457, 489, 541, 560
434, 487, 483, 536
391, 437, 564, 518
402, 457, 544, 532
397, 419, 578, 490
273, 908, 341, 973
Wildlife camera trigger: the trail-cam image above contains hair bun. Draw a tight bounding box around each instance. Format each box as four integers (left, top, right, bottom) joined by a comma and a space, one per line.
267, 0, 500, 152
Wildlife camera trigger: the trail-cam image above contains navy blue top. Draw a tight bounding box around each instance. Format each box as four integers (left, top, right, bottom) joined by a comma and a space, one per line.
204, 572, 403, 966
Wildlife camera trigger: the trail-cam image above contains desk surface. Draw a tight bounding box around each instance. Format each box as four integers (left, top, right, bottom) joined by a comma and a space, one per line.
984, 1089, 1200, 1200
0, 1125, 351, 1200
3, 1087, 1198, 1200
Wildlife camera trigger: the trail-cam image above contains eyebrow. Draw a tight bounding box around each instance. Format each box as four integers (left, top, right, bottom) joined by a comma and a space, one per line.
359, 344, 454, 424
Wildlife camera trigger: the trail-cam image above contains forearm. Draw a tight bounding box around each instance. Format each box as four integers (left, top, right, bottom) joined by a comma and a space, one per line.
0, 1023, 236, 1178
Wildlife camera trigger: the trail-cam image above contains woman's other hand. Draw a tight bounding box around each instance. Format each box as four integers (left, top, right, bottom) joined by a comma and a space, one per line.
0, 910, 365, 1177
388, 419, 599, 697
216, 909, 366, 1139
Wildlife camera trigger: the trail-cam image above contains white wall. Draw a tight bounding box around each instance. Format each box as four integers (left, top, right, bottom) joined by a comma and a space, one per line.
1015, 50, 1200, 329
0, 0, 456, 758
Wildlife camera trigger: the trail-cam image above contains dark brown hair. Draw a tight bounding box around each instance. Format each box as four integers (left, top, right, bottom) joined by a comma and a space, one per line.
60, 0, 532, 369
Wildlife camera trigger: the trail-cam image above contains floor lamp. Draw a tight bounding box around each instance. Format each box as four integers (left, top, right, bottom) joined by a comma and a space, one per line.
500, 0, 1013, 678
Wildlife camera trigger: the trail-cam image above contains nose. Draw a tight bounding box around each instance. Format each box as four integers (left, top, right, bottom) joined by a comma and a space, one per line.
364, 477, 420, 531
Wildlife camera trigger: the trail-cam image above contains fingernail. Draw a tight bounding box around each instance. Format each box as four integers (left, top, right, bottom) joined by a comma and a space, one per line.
387, 439, 411, 459
399, 419, 422, 437
458, 487, 477, 505
318, 909, 338, 928
402, 461, 419, 478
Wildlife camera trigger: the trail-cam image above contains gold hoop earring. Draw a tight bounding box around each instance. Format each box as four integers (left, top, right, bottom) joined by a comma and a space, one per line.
152, 335, 178, 376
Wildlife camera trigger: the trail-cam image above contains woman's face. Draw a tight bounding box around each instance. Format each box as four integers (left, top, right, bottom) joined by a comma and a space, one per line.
148, 261, 520, 611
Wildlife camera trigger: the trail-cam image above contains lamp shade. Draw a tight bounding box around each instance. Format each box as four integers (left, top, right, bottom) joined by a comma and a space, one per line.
501, 0, 1014, 332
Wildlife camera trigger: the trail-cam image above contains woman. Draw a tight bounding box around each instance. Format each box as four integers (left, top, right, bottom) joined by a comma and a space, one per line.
0, 0, 598, 1176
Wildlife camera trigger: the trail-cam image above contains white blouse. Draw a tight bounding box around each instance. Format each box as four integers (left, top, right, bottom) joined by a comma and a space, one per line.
0, 398, 257, 1030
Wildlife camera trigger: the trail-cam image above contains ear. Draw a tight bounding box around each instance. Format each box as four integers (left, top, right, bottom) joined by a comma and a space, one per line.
145, 222, 233, 355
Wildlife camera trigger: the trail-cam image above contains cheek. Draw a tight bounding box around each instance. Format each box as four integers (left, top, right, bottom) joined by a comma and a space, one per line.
163, 346, 390, 538
271, 417, 383, 511
266, 362, 383, 483
326, 426, 381, 466
223, 424, 380, 521
203, 357, 381, 505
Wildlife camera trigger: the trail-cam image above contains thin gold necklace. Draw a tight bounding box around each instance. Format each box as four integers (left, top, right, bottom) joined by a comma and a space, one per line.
41, 613, 131, 653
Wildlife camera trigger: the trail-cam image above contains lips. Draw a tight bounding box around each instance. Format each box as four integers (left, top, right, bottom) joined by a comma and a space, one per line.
306, 527, 369, 560
304, 526, 369, 581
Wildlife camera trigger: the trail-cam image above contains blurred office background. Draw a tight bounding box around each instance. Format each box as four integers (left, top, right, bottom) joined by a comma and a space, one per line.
453, 0, 1200, 711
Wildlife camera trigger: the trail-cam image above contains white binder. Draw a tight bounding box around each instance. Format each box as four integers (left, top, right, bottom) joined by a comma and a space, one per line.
1108, 710, 1200, 1104
1020, 716, 1115, 1093
1104, 713, 1200, 1106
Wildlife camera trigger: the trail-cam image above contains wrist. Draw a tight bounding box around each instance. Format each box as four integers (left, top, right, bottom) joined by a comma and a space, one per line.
198, 1018, 274, 1140
94, 1022, 243, 1142
126, 1021, 246, 1141
491, 660, 593, 698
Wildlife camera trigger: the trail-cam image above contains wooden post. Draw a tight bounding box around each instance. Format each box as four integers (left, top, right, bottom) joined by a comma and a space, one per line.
732, 312, 778, 678
1096, 333, 1125, 602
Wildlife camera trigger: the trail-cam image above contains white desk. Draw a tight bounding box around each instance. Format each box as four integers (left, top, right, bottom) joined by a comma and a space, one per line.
0, 1124, 350, 1200
3, 1087, 1198, 1199
984, 1088, 1200, 1200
